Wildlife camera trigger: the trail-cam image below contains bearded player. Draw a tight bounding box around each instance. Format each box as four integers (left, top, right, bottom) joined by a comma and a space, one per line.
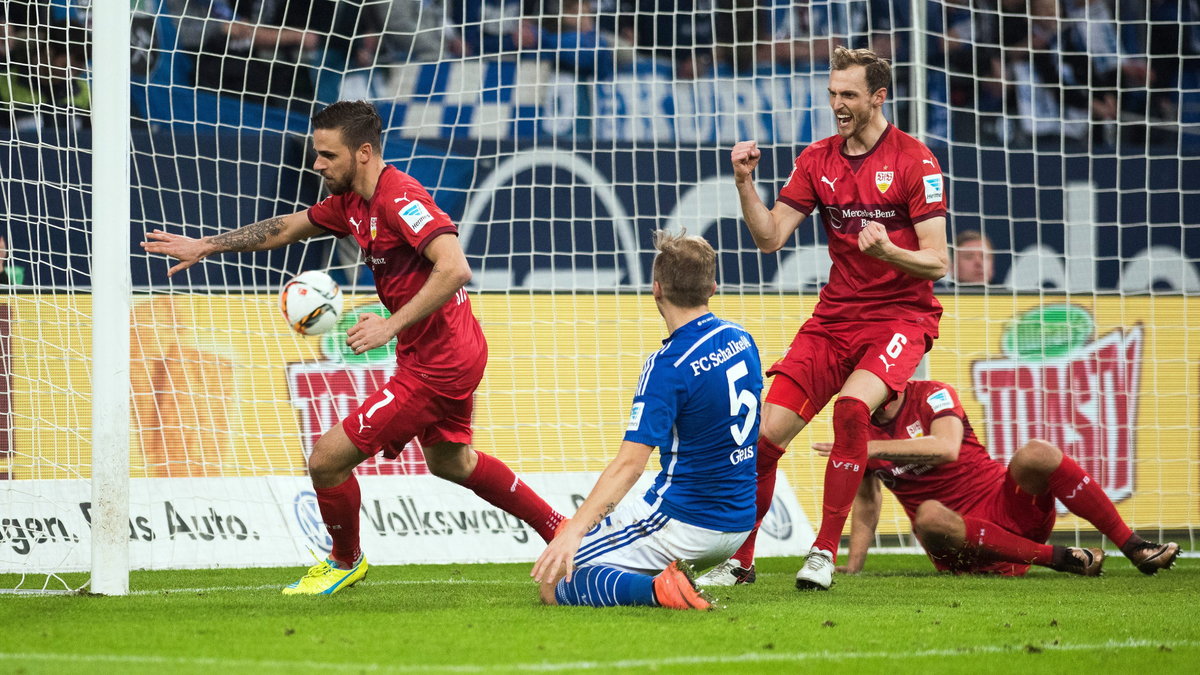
818, 379, 1180, 577
143, 101, 563, 594
701, 46, 948, 591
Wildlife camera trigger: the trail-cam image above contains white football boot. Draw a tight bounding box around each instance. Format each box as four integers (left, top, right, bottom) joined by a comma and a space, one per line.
794, 547, 835, 591
696, 559, 757, 587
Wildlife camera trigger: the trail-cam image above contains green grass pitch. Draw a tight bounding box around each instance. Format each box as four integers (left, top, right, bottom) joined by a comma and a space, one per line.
1, 554, 1196, 673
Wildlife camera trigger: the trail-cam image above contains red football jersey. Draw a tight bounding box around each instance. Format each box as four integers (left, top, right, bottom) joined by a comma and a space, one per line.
307, 165, 486, 397
866, 380, 1005, 519
778, 124, 945, 329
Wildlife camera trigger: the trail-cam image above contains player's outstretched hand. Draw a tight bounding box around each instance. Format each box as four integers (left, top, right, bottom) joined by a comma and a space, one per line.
858, 220, 894, 260
346, 312, 399, 355
730, 140, 761, 183
141, 229, 211, 277
812, 442, 833, 457
531, 526, 581, 584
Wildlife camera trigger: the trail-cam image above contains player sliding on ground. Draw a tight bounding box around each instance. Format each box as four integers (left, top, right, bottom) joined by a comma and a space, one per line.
702, 46, 949, 591
817, 379, 1179, 577
143, 100, 563, 595
531, 231, 761, 610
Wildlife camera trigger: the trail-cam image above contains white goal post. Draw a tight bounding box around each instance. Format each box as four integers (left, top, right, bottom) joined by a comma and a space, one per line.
0, 0, 1195, 594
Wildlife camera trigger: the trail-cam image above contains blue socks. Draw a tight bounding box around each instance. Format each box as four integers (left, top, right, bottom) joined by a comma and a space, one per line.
553, 565, 657, 607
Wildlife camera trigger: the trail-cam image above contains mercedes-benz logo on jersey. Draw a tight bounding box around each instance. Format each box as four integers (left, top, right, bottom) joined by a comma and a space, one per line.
760, 495, 793, 540
823, 205, 845, 230
293, 491, 333, 553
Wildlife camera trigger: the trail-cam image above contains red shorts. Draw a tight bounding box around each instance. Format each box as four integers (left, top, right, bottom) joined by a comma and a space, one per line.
929, 469, 1057, 576
765, 318, 934, 421
343, 367, 475, 456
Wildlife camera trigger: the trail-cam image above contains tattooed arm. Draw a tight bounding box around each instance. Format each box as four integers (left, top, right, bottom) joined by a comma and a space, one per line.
531, 440, 655, 584
813, 414, 965, 467
867, 414, 964, 465
141, 211, 324, 277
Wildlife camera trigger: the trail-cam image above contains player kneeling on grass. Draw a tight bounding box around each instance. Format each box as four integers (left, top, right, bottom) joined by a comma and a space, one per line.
815, 379, 1179, 578
531, 231, 762, 610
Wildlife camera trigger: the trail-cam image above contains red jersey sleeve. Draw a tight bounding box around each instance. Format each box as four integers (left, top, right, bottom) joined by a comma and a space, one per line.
777, 148, 818, 214
386, 183, 458, 255
904, 151, 947, 226
914, 381, 965, 424
306, 194, 351, 238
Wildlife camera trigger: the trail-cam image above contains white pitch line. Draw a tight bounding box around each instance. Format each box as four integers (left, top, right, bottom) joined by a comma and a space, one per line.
0, 639, 1195, 673
130, 572, 804, 596
124, 578, 531, 596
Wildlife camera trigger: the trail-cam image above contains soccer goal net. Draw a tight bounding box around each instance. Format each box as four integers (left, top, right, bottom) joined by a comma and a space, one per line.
1, 0, 1196, 594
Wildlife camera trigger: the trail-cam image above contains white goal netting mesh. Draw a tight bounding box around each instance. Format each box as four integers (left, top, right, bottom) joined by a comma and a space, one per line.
1, 0, 1196, 588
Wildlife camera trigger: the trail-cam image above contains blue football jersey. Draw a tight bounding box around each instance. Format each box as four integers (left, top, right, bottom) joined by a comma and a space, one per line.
624, 313, 762, 531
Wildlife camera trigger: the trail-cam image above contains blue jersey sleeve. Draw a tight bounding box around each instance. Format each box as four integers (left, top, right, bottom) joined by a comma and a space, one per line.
623, 352, 682, 447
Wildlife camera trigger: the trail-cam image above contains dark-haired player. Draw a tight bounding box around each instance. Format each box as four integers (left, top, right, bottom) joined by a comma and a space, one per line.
143, 100, 563, 594
818, 379, 1179, 577
703, 46, 949, 590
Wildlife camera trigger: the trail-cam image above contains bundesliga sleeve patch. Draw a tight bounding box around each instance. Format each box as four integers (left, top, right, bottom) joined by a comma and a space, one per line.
398, 200, 434, 233
923, 174, 943, 204
926, 388, 954, 413
626, 402, 645, 432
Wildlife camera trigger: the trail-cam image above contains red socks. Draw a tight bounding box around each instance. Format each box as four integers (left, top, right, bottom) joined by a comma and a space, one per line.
464, 451, 563, 543
812, 397, 871, 559
960, 515, 1055, 566
315, 476, 362, 566
1047, 453, 1133, 548
730, 437, 787, 567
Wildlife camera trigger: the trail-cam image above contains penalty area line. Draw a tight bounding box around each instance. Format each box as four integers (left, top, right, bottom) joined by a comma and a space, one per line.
1, 639, 1196, 673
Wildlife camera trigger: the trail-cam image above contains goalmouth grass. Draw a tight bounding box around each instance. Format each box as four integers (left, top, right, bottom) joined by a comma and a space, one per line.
1, 554, 1196, 674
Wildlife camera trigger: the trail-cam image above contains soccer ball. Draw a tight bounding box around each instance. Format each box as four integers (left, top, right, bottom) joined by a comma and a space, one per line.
280, 270, 343, 336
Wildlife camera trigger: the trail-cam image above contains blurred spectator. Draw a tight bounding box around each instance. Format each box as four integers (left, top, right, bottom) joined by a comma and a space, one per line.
1003, 0, 1090, 150
609, 0, 717, 79
453, 0, 523, 56
0, 236, 26, 285
1060, 0, 1154, 146
758, 0, 874, 70
0, 20, 91, 132
941, 0, 1004, 144
167, 0, 319, 113
518, 0, 614, 80
950, 230, 995, 286
1140, 0, 1200, 142
365, 0, 465, 64
711, 0, 759, 76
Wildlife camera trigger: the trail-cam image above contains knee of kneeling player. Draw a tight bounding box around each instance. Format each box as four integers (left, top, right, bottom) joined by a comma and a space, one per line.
913, 502, 962, 547
1012, 439, 1063, 473
538, 581, 560, 606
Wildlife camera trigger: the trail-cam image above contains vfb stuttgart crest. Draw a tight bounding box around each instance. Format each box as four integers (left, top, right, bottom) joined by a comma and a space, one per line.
875, 171, 894, 194
971, 304, 1142, 504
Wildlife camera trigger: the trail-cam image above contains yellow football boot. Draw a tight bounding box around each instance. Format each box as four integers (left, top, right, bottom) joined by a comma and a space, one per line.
282, 554, 368, 595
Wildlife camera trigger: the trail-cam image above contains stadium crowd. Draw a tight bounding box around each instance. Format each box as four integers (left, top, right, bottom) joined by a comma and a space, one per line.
1, 0, 1195, 148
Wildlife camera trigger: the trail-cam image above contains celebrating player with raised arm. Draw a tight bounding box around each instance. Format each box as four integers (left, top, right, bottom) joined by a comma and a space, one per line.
700, 46, 948, 591
531, 231, 761, 610
143, 101, 562, 595
819, 379, 1179, 577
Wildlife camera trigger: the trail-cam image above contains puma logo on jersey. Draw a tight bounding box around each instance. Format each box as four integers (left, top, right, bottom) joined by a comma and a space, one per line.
349, 217, 362, 233
923, 158, 935, 167
821, 176, 839, 192
878, 355, 895, 372
357, 414, 372, 433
